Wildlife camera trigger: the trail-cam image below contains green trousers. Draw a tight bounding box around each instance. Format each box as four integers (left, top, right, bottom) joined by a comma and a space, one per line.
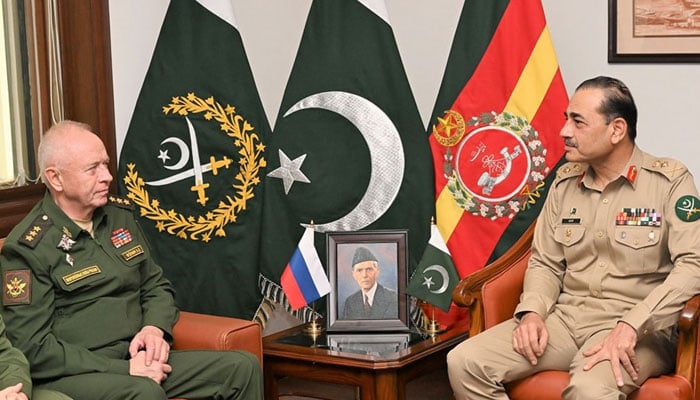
33, 389, 72, 400
36, 350, 262, 400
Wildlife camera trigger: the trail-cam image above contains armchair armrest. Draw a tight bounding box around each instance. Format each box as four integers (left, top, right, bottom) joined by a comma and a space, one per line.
452, 223, 534, 338
676, 294, 700, 399
172, 311, 262, 365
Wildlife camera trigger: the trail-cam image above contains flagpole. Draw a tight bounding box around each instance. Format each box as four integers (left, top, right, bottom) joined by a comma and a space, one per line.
302, 220, 325, 337
425, 303, 442, 337
423, 217, 443, 336
303, 300, 324, 337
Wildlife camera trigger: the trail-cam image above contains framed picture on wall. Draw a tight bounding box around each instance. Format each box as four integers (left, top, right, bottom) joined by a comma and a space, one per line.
608, 0, 700, 63
326, 230, 409, 332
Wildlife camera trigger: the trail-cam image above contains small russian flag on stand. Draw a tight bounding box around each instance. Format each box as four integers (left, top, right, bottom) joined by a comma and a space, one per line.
280, 227, 331, 310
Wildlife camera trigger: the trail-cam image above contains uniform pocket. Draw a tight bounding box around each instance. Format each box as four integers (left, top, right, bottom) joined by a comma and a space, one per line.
554, 226, 586, 246
613, 226, 661, 274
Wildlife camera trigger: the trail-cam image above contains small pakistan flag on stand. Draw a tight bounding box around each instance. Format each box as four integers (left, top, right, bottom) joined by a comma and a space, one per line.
407, 223, 459, 312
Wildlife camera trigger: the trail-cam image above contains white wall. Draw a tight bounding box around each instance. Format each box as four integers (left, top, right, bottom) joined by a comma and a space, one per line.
109, 0, 700, 178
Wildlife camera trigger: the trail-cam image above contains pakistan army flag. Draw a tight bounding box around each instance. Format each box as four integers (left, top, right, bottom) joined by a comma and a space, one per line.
258, 0, 434, 317
118, 0, 269, 319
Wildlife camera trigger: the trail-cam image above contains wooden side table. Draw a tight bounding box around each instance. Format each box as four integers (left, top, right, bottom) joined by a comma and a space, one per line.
263, 323, 469, 400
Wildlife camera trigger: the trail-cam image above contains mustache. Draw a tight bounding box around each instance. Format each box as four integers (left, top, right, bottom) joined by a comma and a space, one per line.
564, 138, 577, 148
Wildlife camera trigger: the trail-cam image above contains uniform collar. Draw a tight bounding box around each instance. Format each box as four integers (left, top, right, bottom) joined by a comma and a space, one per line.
42, 192, 106, 238
579, 145, 642, 190
621, 145, 644, 189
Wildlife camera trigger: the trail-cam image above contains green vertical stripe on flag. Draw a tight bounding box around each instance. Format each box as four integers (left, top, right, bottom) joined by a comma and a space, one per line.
258, 0, 434, 319
430, 0, 510, 121
118, 0, 270, 319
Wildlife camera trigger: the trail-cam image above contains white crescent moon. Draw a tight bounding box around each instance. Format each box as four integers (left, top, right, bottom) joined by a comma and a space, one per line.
161, 137, 190, 171
424, 265, 450, 294
283, 91, 404, 232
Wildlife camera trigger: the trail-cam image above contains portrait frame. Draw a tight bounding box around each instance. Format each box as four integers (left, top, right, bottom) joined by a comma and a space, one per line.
326, 230, 409, 332
608, 0, 700, 63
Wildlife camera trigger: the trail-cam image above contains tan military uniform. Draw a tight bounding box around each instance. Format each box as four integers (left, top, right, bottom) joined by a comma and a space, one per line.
448, 146, 700, 399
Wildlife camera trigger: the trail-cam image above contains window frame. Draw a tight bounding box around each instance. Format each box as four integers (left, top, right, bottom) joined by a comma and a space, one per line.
0, 0, 115, 237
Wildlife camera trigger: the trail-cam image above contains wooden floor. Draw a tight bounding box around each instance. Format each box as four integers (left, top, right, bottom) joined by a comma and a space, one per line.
276, 367, 453, 400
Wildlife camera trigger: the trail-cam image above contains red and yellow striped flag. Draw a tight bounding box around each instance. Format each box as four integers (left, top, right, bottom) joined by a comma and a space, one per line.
428, 0, 567, 325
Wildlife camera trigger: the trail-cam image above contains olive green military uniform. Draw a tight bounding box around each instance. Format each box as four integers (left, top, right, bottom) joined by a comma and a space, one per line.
0, 193, 262, 400
448, 147, 700, 399
0, 312, 71, 400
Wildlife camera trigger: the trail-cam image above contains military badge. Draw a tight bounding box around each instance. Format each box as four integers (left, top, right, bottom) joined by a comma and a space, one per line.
111, 228, 132, 248
57, 234, 76, 252
432, 110, 549, 218
18, 214, 51, 249
616, 208, 662, 226
3, 270, 31, 305
121, 245, 144, 262
62, 266, 101, 285
675, 195, 700, 222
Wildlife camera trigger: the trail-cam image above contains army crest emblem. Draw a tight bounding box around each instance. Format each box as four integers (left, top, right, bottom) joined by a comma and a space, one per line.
123, 93, 266, 242
432, 110, 549, 219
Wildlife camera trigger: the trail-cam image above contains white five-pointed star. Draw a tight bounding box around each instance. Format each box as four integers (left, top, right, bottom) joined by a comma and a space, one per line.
158, 149, 170, 163
267, 149, 311, 194
421, 276, 435, 289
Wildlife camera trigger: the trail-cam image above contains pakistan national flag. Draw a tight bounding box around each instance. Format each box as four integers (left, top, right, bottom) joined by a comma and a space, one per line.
118, 0, 270, 319
258, 0, 434, 320
406, 224, 459, 312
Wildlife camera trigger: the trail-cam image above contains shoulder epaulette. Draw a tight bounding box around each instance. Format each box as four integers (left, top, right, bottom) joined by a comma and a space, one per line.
18, 214, 52, 249
554, 162, 586, 184
108, 194, 135, 210
644, 157, 687, 181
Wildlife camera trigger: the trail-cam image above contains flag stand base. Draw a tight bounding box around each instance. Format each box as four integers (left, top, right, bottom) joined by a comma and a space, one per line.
303, 320, 324, 336
303, 301, 325, 337
424, 319, 444, 337
422, 304, 445, 336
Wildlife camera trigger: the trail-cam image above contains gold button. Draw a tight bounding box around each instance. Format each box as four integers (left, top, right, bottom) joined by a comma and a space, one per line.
597, 231, 604, 238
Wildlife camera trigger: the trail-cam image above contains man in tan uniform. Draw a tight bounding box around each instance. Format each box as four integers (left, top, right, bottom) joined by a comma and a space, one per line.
447, 76, 700, 399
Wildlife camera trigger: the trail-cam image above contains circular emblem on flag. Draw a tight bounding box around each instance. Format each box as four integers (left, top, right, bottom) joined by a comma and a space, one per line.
437, 111, 549, 219
123, 93, 266, 242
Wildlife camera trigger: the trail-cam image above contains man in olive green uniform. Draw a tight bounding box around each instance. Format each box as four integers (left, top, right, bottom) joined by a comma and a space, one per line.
447, 76, 700, 400
0, 120, 262, 399
0, 313, 71, 400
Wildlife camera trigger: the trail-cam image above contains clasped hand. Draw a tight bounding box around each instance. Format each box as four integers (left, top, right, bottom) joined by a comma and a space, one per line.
128, 325, 172, 383
0, 383, 27, 400
513, 313, 640, 387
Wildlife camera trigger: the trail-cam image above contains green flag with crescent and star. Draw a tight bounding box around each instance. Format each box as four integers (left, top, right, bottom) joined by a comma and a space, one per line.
256, 0, 434, 323
406, 223, 459, 312
117, 0, 269, 320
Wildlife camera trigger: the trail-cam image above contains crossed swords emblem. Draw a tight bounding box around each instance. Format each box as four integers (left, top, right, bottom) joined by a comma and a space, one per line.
146, 117, 232, 206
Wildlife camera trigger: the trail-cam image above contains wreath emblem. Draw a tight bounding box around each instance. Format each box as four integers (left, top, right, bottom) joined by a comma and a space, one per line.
433, 111, 549, 219
123, 93, 266, 242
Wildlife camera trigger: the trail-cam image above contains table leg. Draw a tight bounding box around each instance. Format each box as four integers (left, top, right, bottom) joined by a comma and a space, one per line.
367, 370, 399, 400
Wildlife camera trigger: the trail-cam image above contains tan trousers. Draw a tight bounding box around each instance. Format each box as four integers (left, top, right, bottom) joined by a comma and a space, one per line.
446, 307, 676, 400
